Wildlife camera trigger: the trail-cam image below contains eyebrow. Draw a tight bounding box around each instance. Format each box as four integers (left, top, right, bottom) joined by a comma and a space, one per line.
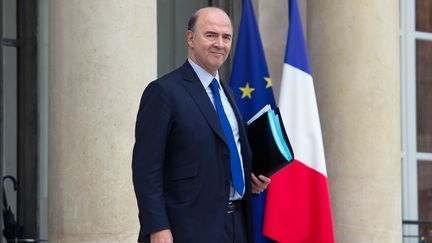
204, 31, 232, 37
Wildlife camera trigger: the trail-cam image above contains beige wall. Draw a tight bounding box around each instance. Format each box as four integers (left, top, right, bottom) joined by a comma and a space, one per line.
48, 1, 156, 242
257, 0, 402, 242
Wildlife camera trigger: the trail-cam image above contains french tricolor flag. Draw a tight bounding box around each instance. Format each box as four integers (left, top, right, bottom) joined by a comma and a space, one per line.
263, 0, 335, 242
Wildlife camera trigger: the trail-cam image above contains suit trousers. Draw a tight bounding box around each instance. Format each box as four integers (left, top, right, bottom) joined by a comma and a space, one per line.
223, 202, 248, 243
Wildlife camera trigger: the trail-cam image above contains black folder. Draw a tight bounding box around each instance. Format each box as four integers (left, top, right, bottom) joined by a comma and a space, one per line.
247, 107, 294, 177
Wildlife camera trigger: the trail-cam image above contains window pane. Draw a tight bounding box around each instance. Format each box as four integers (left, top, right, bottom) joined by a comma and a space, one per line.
417, 160, 432, 240
416, 0, 432, 32
416, 40, 432, 152
3, 0, 17, 38
157, 0, 208, 78
2, 46, 18, 217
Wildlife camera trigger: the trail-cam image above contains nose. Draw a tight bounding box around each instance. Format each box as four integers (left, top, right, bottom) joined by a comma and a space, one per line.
214, 36, 224, 48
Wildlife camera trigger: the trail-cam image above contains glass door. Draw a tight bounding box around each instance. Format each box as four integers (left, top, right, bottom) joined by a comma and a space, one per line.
401, 0, 432, 242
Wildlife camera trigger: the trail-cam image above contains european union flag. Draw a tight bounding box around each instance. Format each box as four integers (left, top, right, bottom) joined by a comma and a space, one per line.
229, 0, 276, 242
230, 0, 275, 121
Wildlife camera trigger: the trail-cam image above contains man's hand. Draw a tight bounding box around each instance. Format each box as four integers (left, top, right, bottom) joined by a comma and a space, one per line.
251, 173, 271, 194
150, 229, 173, 243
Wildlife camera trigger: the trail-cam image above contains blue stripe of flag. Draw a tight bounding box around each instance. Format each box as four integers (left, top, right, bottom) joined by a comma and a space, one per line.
285, 0, 312, 75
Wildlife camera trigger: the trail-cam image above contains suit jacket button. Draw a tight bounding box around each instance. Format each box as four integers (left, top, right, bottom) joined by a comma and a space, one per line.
224, 154, 229, 159
225, 180, 230, 185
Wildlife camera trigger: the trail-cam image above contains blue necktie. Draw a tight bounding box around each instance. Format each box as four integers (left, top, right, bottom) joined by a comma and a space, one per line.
210, 78, 244, 196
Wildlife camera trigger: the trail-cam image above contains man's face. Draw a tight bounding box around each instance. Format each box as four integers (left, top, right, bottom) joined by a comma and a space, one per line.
187, 9, 233, 76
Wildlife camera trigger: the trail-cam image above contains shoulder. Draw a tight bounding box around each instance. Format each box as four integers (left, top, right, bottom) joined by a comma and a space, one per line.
140, 63, 193, 103
155, 61, 194, 85
142, 65, 183, 95
146, 61, 198, 94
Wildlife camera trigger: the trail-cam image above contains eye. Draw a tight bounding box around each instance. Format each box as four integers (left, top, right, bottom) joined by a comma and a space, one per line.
206, 33, 216, 39
223, 35, 232, 42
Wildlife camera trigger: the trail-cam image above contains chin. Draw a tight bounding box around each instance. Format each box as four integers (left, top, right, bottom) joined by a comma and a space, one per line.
210, 60, 224, 68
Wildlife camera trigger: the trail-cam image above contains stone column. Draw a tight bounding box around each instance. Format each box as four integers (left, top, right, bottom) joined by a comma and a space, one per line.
48, 1, 156, 242
308, 1, 401, 242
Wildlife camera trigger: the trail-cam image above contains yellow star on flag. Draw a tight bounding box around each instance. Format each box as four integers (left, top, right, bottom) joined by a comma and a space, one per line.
239, 82, 255, 99
264, 77, 272, 88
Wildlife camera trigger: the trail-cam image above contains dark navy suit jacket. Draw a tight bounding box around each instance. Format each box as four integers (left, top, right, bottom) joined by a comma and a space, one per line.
132, 61, 254, 243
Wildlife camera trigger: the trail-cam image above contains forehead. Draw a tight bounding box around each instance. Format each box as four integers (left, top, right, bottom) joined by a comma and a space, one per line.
196, 9, 233, 34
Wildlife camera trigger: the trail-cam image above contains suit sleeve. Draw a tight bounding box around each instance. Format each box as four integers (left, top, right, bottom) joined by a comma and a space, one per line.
132, 82, 172, 238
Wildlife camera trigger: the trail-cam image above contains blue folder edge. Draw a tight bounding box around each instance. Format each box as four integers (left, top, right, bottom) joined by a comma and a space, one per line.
267, 110, 293, 161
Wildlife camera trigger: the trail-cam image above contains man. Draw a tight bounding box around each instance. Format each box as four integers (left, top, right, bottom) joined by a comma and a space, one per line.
132, 7, 270, 243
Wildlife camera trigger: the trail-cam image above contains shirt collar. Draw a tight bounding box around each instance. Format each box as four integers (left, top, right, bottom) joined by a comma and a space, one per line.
188, 58, 220, 89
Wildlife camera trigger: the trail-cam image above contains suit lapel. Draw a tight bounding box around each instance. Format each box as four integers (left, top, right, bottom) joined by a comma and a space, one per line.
220, 81, 252, 162
181, 61, 251, 177
220, 81, 244, 133
181, 62, 227, 145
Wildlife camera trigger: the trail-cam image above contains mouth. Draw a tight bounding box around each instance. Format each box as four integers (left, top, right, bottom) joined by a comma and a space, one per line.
210, 52, 225, 57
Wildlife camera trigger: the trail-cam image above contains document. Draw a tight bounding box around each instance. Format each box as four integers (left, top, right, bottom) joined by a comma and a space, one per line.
247, 106, 294, 177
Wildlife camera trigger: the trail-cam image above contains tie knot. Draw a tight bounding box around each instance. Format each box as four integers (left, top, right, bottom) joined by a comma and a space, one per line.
210, 78, 220, 93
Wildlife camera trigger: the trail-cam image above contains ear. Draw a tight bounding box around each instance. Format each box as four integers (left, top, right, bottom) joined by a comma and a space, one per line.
186, 30, 194, 48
